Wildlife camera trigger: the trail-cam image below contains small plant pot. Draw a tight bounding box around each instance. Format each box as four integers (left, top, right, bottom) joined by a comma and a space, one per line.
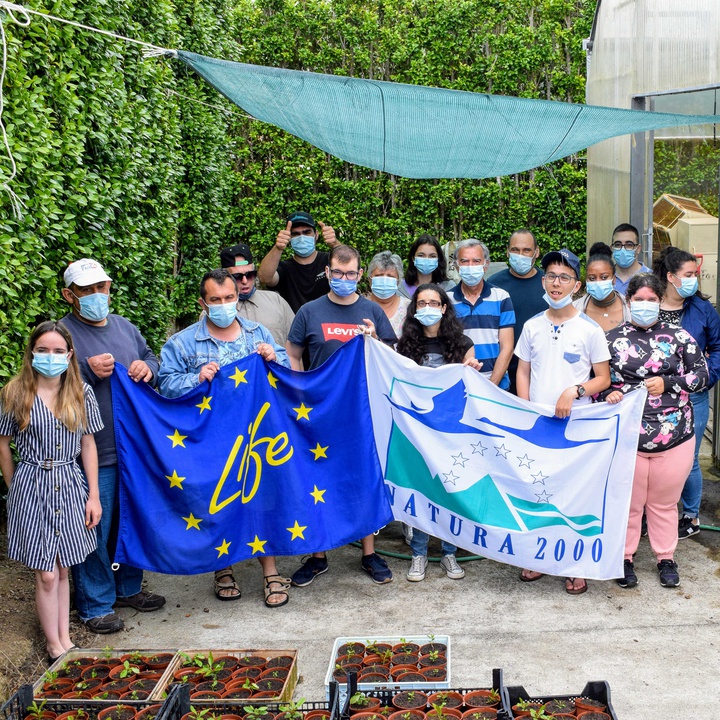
222, 690, 253, 699
426, 709, 462, 720
237, 655, 267, 668
349, 698, 382, 715
135, 706, 163, 720
363, 665, 390, 677
460, 710, 497, 720
146, 654, 174, 671
97, 707, 137, 720
392, 692, 428, 711
419, 668, 446, 681
56, 666, 83, 680
109, 665, 141, 681
463, 692, 500, 709
362, 654, 383, 667
70, 657, 97, 667
218, 716, 243, 720
266, 655, 294, 669
390, 665, 418, 680
358, 673, 389, 683
93, 691, 122, 701
510, 703, 543, 718
252, 691, 281, 699
195, 680, 226, 693
120, 691, 151, 701
390, 654, 418, 667
576, 713, 610, 720
61, 692, 93, 700
350, 713, 385, 720
337, 654, 365, 667
304, 711, 331, 720
574, 698, 607, 715
418, 655, 445, 668
543, 700, 575, 715
338, 642, 366, 657
418, 644, 447, 656
42, 680, 74, 693
173, 668, 204, 684
82, 664, 112, 681
388, 711, 426, 720
120, 655, 147, 669
34, 692, 63, 700
428, 693, 463, 710
212, 655, 240, 671
24, 712, 57, 720
73, 678, 103, 692
255, 677, 285, 694
392, 643, 420, 655
396, 672, 425, 683
103, 679, 132, 693
259, 668, 289, 681
190, 691, 222, 700
55, 712, 92, 720
232, 666, 263, 680
129, 679, 157, 692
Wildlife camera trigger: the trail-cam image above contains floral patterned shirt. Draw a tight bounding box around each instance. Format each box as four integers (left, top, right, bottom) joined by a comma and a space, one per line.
602, 321, 709, 453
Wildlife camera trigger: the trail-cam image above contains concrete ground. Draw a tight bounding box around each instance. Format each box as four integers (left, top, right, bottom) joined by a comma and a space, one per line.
103, 441, 720, 720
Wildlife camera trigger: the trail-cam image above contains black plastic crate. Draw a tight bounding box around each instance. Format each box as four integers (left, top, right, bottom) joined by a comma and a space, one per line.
504, 681, 617, 719
0, 684, 158, 720
342, 670, 510, 720
156, 681, 341, 720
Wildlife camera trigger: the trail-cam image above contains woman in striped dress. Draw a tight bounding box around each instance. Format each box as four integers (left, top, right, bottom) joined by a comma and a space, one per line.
0, 321, 103, 662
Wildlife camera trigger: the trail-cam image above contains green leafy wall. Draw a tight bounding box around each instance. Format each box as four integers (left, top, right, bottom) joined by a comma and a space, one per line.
0, 0, 594, 378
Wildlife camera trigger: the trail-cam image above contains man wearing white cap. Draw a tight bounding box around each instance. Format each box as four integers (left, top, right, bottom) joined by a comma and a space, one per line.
60, 259, 166, 634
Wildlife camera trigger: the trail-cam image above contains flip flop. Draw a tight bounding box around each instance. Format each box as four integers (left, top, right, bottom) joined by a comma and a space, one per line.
214, 568, 241, 601
264, 575, 290, 608
520, 569, 545, 582
565, 577, 588, 595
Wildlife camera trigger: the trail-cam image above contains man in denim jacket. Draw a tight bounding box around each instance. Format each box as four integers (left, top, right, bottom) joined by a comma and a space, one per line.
158, 268, 292, 608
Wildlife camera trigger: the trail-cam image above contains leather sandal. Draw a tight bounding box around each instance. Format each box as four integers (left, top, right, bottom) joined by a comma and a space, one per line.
565, 577, 588, 595
520, 569, 544, 582
214, 568, 241, 601
264, 575, 290, 608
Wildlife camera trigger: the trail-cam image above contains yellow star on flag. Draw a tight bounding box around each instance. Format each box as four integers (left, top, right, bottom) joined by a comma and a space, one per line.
215, 539, 231, 557
267, 371, 278, 389
293, 403, 313, 421
286, 521, 307, 540
310, 485, 326, 504
195, 396, 212, 413
182, 513, 202, 530
166, 470, 185, 489
167, 429, 187, 448
247, 535, 267, 554
310, 443, 328, 460
230, 368, 247, 387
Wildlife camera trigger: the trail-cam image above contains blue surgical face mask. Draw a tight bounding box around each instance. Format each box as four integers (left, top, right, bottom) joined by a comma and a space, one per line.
543, 291, 574, 310
291, 234, 316, 258
76, 292, 110, 322
329, 278, 358, 297
613, 248, 637, 269
371, 276, 398, 300
586, 279, 615, 302
414, 257, 439, 276
674, 275, 698, 299
508, 253, 534, 276
459, 266, 485, 287
32, 353, 70, 378
238, 287, 256, 301
206, 301, 238, 328
414, 307, 443, 327
630, 300, 660, 327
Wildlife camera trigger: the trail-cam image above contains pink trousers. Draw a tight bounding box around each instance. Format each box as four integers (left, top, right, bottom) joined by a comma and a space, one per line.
625, 439, 695, 562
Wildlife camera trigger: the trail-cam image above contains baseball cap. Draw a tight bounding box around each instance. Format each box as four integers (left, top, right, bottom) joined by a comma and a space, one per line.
220, 243, 254, 268
541, 249, 580, 279
286, 211, 316, 230
64, 259, 112, 288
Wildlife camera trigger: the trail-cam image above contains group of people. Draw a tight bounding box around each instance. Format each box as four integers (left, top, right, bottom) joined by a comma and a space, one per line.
1, 213, 718, 662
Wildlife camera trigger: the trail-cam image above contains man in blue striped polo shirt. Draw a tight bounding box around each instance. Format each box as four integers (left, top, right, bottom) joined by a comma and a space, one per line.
450, 238, 516, 390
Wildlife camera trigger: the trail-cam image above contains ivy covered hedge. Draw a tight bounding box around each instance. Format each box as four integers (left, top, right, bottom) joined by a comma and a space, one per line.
0, 0, 594, 377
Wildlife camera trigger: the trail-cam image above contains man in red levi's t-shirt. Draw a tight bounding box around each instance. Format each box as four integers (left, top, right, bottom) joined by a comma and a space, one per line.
285, 244, 396, 587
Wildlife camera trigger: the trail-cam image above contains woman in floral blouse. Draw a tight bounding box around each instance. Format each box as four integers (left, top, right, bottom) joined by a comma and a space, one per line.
601, 273, 708, 590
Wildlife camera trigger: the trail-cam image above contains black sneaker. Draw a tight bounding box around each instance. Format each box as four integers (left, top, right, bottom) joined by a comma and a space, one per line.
85, 612, 124, 634
291, 556, 329, 587
658, 559, 680, 588
678, 515, 700, 540
114, 591, 166, 612
616, 559, 638, 589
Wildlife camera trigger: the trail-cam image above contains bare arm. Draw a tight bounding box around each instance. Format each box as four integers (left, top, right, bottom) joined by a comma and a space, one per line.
258, 221, 291, 287
80, 434, 102, 529
516, 359, 531, 400
554, 360, 611, 419
285, 341, 305, 371
462, 345, 483, 372
489, 326, 514, 386
0, 436, 14, 488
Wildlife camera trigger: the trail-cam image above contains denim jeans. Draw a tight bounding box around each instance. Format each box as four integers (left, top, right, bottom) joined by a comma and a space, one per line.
71, 465, 143, 621
680, 390, 709, 518
410, 529, 456, 557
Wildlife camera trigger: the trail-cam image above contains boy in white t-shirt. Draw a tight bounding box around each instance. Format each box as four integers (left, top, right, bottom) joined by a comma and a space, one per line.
514, 248, 611, 593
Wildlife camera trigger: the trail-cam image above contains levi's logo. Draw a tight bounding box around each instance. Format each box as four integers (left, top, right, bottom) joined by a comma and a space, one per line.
321, 323, 358, 342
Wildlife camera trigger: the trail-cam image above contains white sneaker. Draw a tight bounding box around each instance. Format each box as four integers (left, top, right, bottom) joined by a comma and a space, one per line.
407, 555, 427, 582
402, 523, 413, 546
440, 554, 465, 580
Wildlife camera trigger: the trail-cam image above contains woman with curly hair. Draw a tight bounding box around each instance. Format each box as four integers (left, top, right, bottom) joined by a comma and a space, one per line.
397, 283, 482, 582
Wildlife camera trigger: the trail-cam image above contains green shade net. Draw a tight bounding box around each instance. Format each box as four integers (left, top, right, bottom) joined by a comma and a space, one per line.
177, 50, 720, 180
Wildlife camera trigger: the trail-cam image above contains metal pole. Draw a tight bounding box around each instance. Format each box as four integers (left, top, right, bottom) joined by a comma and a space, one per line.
630, 96, 648, 262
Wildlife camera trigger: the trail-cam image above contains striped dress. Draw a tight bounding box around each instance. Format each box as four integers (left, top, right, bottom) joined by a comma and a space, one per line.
0, 385, 103, 571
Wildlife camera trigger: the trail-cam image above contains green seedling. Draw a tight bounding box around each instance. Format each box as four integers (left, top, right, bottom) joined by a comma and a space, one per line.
279, 697, 306, 720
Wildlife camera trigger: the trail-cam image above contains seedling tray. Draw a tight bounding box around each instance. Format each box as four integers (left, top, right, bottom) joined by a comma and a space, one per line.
163, 648, 298, 705
325, 635, 451, 702
156, 681, 341, 720
504, 681, 617, 719
343, 669, 510, 720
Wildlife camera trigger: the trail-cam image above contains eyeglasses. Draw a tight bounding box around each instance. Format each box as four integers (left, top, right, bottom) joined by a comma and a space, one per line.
545, 272, 576, 284
416, 300, 442, 308
229, 270, 257, 281
329, 269, 360, 280
611, 242, 638, 250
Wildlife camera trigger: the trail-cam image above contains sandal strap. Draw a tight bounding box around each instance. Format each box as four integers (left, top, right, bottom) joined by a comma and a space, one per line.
264, 574, 291, 589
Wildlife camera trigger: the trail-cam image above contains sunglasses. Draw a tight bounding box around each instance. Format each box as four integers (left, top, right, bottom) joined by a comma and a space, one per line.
229, 270, 257, 282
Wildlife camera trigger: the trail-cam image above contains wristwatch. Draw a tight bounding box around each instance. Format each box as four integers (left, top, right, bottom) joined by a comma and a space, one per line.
576, 384, 586, 398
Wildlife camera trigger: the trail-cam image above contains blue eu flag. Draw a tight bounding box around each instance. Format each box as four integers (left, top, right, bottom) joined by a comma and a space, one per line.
112, 337, 392, 574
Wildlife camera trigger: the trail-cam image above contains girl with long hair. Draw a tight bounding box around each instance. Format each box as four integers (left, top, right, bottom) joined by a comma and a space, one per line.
397, 284, 482, 582
0, 321, 103, 662
399, 235, 453, 299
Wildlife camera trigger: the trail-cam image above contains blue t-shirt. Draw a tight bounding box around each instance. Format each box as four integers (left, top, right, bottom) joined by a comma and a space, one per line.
288, 295, 397, 370
489, 268, 546, 342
